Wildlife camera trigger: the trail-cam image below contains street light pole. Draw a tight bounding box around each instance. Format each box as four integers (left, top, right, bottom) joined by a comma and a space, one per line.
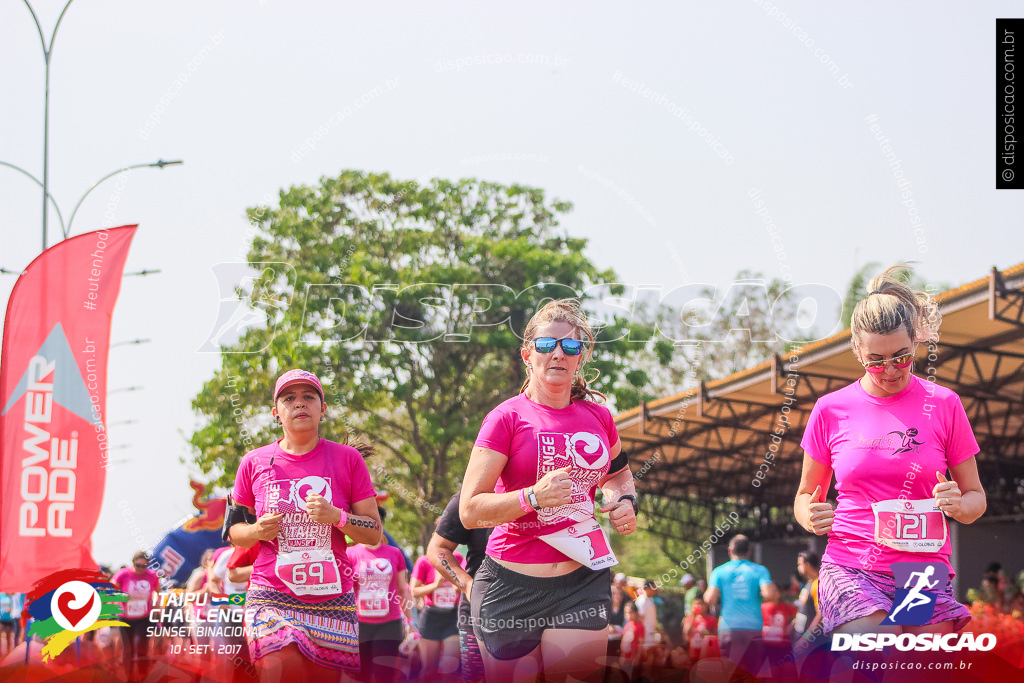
21, 0, 75, 251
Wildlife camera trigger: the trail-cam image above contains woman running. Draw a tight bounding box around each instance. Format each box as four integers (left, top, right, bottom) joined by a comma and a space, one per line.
228, 369, 381, 682
410, 545, 465, 675
346, 507, 413, 683
111, 551, 160, 680
794, 265, 986, 636
461, 298, 638, 682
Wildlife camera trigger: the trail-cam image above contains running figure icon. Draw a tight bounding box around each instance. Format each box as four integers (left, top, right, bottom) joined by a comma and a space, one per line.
888, 565, 938, 620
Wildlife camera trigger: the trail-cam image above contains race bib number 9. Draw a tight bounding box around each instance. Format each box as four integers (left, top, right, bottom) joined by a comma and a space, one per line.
871, 498, 947, 552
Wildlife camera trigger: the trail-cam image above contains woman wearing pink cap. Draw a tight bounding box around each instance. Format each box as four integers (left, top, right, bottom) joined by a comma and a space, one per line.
228, 369, 381, 682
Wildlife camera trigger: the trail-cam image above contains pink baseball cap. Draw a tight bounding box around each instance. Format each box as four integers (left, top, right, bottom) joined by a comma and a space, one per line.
274, 369, 324, 401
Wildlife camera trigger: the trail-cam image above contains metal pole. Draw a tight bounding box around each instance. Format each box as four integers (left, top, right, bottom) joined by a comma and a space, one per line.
21, 0, 76, 250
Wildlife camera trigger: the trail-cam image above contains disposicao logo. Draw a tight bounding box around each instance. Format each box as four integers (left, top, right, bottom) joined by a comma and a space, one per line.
831, 562, 996, 653
25, 569, 128, 660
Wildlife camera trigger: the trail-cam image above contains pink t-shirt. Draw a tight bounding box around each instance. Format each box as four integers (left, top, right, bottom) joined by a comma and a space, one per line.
232, 438, 377, 600
347, 543, 407, 623
411, 553, 465, 609
474, 394, 620, 564
112, 567, 160, 620
801, 375, 979, 574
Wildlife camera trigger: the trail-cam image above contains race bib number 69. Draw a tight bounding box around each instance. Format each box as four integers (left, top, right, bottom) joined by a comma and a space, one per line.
871, 498, 947, 552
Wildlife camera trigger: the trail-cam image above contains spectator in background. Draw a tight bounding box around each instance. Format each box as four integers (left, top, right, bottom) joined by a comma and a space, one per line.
634, 580, 660, 649
680, 574, 697, 615
705, 535, 776, 680
614, 572, 637, 600
0, 592, 24, 658
761, 583, 797, 676
619, 602, 645, 676
681, 597, 717, 662
793, 552, 822, 641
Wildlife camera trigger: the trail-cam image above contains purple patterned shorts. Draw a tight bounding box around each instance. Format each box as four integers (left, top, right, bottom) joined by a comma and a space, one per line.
818, 562, 970, 634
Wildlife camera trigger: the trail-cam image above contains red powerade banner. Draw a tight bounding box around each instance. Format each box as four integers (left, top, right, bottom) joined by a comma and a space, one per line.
0, 225, 137, 592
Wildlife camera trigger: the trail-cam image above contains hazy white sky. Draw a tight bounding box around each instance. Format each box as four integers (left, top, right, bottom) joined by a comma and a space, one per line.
2, 1, 1022, 566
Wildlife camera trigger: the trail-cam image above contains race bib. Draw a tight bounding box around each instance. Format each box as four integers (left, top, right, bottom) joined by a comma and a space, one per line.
871, 498, 947, 552
357, 590, 389, 618
539, 517, 618, 570
276, 548, 343, 596
125, 599, 148, 619
434, 584, 459, 609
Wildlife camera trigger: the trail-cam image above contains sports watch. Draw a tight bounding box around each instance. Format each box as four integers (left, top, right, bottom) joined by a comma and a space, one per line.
618, 494, 639, 516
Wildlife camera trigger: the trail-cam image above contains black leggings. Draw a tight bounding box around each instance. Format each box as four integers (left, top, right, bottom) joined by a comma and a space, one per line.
120, 618, 150, 674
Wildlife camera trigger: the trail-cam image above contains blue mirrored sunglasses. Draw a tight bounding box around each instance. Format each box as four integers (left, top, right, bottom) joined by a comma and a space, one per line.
532, 337, 583, 355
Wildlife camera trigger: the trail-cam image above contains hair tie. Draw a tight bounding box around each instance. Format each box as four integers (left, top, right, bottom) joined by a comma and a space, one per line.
869, 290, 885, 295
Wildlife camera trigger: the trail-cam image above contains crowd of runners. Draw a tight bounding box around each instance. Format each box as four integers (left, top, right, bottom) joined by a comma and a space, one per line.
5, 267, 1008, 682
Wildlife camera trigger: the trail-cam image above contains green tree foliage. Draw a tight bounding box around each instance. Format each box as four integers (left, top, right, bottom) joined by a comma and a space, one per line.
839, 262, 951, 330
190, 170, 672, 548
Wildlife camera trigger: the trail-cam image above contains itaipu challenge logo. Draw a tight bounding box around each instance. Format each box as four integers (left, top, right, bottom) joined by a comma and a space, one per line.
24, 569, 128, 660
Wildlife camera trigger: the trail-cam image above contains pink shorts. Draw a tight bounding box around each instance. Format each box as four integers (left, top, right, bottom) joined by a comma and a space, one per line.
818, 562, 970, 634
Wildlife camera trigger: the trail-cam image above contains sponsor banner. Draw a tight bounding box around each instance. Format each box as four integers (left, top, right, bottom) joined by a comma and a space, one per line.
0, 226, 137, 592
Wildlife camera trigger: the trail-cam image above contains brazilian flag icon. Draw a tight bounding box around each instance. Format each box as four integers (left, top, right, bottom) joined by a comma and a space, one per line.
228, 594, 246, 606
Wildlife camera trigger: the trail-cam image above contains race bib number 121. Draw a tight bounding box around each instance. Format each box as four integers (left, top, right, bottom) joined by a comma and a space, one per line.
871, 498, 947, 552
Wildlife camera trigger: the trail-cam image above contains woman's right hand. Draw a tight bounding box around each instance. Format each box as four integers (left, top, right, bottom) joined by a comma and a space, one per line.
806, 485, 834, 535
252, 512, 284, 541
533, 465, 574, 508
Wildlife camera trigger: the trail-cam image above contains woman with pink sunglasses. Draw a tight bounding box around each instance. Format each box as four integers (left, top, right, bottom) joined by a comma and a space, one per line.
794, 264, 986, 638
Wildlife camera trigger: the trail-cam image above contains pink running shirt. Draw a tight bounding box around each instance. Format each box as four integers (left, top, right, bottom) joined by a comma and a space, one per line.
801, 375, 979, 574
411, 553, 465, 609
347, 543, 407, 623
474, 394, 621, 564
111, 567, 160, 620
232, 438, 377, 600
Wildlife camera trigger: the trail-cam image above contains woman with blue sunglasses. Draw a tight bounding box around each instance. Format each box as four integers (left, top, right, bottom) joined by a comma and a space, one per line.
794, 264, 986, 642
460, 298, 638, 682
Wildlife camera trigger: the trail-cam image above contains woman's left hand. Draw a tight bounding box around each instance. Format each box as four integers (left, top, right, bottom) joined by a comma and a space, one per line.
305, 493, 340, 524
600, 499, 636, 535
933, 472, 962, 518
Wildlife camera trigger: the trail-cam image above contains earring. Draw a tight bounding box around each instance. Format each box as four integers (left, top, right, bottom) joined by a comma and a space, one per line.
320, 414, 326, 422
275, 416, 281, 425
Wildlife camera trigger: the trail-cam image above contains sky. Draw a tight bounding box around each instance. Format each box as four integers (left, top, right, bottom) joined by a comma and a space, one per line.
2, 1, 1023, 568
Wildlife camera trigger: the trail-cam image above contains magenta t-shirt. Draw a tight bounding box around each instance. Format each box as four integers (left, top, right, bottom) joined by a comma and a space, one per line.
112, 567, 160, 620
801, 375, 979, 574
347, 543, 407, 623
231, 438, 377, 600
474, 394, 621, 564
412, 553, 465, 609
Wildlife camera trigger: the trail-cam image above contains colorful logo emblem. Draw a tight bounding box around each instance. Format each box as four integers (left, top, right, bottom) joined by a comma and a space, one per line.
882, 561, 947, 626
25, 569, 127, 660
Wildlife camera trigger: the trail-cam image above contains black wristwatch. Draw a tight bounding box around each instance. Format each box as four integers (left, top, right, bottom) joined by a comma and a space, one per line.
618, 494, 639, 516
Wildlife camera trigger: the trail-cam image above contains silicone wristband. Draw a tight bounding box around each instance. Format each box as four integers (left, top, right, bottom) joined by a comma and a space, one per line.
519, 488, 532, 513
335, 510, 349, 528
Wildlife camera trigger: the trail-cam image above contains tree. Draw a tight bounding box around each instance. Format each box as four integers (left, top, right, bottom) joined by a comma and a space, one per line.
839, 262, 951, 330
190, 170, 670, 549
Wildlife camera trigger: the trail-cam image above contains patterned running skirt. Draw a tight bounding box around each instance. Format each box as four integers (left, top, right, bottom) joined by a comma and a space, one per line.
244, 585, 359, 671
818, 562, 971, 634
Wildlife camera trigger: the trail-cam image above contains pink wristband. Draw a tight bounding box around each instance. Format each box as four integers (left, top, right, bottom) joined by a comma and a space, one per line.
518, 488, 532, 513
335, 510, 349, 528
